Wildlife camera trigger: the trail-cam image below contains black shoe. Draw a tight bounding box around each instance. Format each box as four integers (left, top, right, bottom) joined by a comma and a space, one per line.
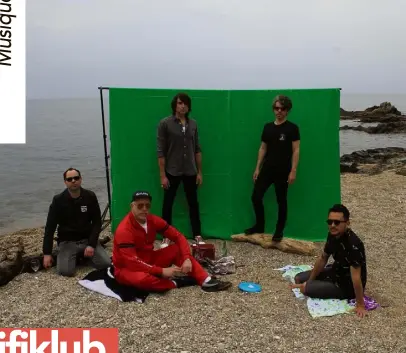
272, 233, 284, 242
201, 278, 232, 292
173, 276, 198, 288
244, 226, 264, 235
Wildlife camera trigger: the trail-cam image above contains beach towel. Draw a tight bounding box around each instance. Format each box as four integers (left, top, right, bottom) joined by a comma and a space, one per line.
307, 295, 380, 318
78, 267, 149, 303
306, 297, 354, 318
275, 264, 312, 300
275, 265, 380, 318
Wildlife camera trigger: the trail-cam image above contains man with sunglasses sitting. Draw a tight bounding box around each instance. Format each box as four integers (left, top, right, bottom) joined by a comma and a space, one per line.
111, 190, 232, 293
42, 168, 111, 276
291, 204, 368, 318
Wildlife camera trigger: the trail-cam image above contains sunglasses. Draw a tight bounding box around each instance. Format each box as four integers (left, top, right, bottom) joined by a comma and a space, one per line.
137, 202, 151, 210
273, 106, 286, 112
65, 176, 80, 182
326, 219, 346, 226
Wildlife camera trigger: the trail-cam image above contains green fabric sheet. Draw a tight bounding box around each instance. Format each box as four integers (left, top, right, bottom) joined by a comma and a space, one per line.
108, 88, 341, 241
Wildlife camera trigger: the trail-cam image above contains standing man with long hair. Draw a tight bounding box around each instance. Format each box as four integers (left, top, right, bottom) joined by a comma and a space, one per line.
156, 93, 204, 247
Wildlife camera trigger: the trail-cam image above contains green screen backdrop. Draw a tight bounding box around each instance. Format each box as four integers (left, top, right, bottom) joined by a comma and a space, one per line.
108, 88, 341, 242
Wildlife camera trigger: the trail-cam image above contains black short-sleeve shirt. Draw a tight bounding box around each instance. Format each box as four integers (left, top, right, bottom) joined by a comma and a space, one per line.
323, 229, 367, 294
261, 120, 300, 173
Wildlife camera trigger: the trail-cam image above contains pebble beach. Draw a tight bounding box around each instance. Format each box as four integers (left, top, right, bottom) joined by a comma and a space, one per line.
0, 170, 405, 353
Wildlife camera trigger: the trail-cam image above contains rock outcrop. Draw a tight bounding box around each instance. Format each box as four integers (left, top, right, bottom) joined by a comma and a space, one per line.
341, 121, 406, 134
340, 147, 406, 175
358, 115, 405, 124
341, 102, 404, 121
0, 237, 24, 286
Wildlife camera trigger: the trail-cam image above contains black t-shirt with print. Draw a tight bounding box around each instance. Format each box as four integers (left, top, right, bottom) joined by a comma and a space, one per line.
261, 120, 300, 174
323, 229, 367, 295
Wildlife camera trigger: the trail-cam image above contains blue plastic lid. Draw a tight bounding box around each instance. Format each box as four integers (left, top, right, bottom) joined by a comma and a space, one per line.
238, 281, 262, 293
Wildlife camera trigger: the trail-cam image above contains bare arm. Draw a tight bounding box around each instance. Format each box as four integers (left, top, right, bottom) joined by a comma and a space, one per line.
308, 252, 329, 281
291, 140, 300, 173
158, 158, 166, 178
303, 235, 333, 283
350, 266, 365, 307
255, 142, 267, 171
195, 152, 202, 174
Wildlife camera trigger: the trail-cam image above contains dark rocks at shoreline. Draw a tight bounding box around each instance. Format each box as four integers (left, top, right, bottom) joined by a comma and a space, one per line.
340, 121, 406, 134
396, 167, 406, 176
341, 102, 403, 120
340, 162, 360, 173
357, 115, 405, 123
340, 147, 406, 175
340, 101, 406, 134
0, 224, 112, 287
341, 147, 406, 164
0, 237, 24, 286
363, 103, 402, 115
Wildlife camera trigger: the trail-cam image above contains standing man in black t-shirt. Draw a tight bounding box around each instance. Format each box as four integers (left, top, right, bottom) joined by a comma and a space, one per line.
245, 95, 300, 241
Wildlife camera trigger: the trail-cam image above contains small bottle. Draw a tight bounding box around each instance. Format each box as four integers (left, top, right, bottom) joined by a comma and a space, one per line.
221, 240, 228, 257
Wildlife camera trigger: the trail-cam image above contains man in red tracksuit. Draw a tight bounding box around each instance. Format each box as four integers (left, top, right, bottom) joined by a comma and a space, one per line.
112, 191, 232, 292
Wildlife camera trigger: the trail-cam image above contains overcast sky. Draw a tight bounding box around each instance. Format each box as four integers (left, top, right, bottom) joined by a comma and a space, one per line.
27, 0, 405, 99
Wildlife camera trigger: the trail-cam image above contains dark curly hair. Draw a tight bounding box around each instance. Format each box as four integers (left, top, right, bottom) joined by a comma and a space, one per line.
272, 95, 293, 112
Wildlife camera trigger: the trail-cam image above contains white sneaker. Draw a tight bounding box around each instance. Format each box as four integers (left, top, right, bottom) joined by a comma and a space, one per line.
195, 236, 205, 244
160, 239, 170, 248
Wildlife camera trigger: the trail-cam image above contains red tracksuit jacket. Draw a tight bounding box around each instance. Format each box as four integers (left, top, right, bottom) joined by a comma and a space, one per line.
112, 212, 192, 276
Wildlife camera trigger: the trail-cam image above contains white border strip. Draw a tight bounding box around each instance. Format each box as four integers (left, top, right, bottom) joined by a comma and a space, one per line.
0, 0, 26, 144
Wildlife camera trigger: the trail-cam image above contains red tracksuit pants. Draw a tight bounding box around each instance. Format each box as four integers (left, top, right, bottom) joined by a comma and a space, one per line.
114, 244, 209, 292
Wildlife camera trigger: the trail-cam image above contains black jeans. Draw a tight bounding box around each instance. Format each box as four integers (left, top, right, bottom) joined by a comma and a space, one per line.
294, 265, 352, 300
162, 172, 201, 237
251, 168, 289, 235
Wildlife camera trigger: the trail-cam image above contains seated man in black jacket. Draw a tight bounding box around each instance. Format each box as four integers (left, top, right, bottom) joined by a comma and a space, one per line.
42, 168, 111, 276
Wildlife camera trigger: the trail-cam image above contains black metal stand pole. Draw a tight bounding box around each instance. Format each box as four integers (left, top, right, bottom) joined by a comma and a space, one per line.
99, 86, 112, 221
